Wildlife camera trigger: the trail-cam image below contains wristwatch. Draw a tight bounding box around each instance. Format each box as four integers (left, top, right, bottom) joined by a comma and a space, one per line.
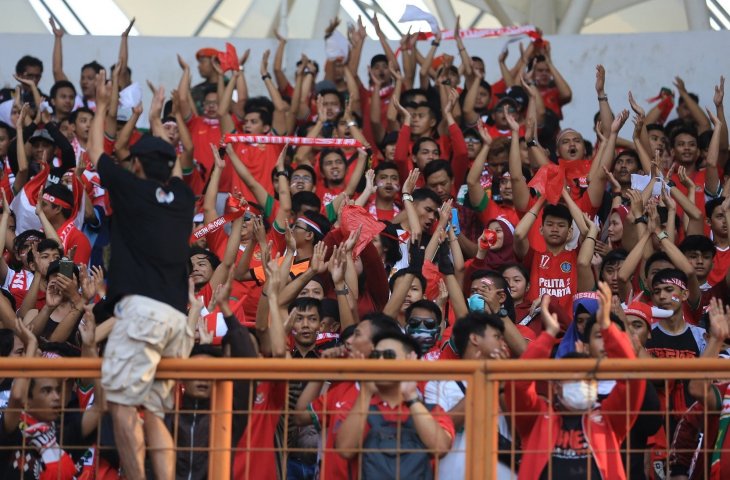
633, 215, 648, 225
498, 307, 508, 317
402, 193, 414, 202
404, 398, 422, 408
335, 284, 350, 296
527, 139, 539, 148
275, 170, 289, 179
656, 231, 669, 242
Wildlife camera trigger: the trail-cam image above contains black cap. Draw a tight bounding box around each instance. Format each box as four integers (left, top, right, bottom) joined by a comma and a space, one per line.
130, 134, 176, 164
494, 96, 519, 111
505, 86, 529, 110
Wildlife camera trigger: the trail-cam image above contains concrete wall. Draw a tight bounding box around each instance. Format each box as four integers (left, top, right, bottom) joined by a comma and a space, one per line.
0, 30, 727, 135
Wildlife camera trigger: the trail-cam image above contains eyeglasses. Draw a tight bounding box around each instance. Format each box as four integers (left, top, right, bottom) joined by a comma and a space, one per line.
369, 349, 397, 359
464, 137, 482, 144
243, 214, 253, 221
291, 175, 313, 183
293, 224, 310, 233
407, 316, 439, 329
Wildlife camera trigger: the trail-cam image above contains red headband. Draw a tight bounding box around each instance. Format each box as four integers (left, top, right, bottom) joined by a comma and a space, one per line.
42, 192, 72, 210
656, 277, 687, 291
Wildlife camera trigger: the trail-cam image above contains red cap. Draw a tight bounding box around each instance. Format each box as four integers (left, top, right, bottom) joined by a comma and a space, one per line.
196, 47, 218, 59
625, 301, 652, 326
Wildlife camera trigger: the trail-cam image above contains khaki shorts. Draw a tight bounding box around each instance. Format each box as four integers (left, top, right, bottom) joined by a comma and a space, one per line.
101, 295, 194, 417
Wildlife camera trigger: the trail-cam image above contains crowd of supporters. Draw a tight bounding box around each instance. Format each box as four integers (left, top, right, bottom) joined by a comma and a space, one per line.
0, 12, 728, 480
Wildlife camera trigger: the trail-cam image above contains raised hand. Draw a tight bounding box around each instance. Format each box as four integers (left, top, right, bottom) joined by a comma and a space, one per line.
596, 281, 612, 329
260, 49, 271, 77
673, 76, 687, 94
714, 76, 725, 108
79, 266, 97, 301
595, 65, 606, 95
476, 119, 493, 147
49, 16, 64, 37
309, 241, 328, 275
177, 54, 190, 72
197, 318, 214, 345
540, 295, 560, 336
328, 244, 347, 284
343, 225, 362, 253
504, 106, 520, 133
95, 71, 112, 106
122, 17, 135, 37
437, 199, 453, 228
78, 306, 96, 348
628, 91, 645, 118
325, 17, 341, 38
402, 168, 420, 195
707, 297, 730, 341
13, 316, 37, 353
610, 109, 629, 134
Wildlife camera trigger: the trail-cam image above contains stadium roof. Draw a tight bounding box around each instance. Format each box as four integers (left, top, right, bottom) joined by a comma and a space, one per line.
4, 0, 729, 38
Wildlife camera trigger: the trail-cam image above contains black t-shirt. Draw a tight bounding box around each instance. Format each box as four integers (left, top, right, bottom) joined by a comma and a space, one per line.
98, 154, 194, 313
539, 414, 602, 480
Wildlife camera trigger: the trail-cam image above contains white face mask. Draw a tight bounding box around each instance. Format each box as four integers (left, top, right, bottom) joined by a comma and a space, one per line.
560, 380, 598, 411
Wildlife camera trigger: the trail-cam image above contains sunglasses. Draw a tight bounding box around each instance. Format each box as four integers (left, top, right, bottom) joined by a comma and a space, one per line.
407, 316, 439, 329
291, 175, 313, 183
369, 349, 397, 359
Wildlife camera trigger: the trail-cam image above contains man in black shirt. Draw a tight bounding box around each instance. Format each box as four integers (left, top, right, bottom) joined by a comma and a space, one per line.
88, 71, 195, 480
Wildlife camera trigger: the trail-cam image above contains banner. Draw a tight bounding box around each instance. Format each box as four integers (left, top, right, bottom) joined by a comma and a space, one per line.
189, 194, 247, 242
416, 25, 541, 42
225, 134, 363, 148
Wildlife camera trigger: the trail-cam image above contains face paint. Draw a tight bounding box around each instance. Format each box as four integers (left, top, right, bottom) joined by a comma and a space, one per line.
671, 295, 681, 303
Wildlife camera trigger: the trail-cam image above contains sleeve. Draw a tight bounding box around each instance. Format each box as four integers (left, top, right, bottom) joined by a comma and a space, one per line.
429, 404, 456, 444
503, 332, 552, 437
45, 122, 76, 174
97, 153, 130, 191
394, 124, 413, 182
70, 231, 91, 265
600, 323, 646, 442
307, 394, 326, 432
448, 124, 469, 187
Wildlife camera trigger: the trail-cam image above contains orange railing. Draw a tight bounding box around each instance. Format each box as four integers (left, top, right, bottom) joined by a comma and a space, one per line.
2, 357, 729, 479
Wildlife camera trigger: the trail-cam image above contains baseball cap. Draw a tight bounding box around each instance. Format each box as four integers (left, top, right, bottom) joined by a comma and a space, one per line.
625, 302, 653, 326
494, 96, 518, 111
29, 129, 55, 145
130, 134, 177, 164
196, 48, 218, 60
505, 86, 529, 111
314, 80, 337, 96
116, 106, 133, 123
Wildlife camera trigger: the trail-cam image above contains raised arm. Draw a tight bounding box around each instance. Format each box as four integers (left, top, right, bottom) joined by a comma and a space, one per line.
4, 318, 37, 434
514, 196, 545, 260
117, 17, 135, 83
594, 65, 613, 139
87, 71, 110, 169
704, 108, 723, 196
261, 50, 290, 134
13, 105, 30, 194
543, 43, 571, 104
176, 54, 194, 122
218, 70, 240, 135
713, 76, 728, 169
272, 30, 290, 92
49, 17, 68, 82
587, 109, 629, 208
577, 215, 598, 292
674, 76, 711, 134
688, 298, 729, 410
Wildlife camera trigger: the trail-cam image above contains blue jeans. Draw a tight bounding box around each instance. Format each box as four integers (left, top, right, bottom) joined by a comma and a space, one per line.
287, 458, 317, 480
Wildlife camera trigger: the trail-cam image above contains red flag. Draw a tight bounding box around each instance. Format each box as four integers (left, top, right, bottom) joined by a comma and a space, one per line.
340, 205, 385, 257
216, 43, 240, 72
10, 162, 50, 234
528, 163, 564, 205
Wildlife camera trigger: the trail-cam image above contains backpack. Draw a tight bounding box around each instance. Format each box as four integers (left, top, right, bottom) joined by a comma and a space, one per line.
360, 404, 435, 480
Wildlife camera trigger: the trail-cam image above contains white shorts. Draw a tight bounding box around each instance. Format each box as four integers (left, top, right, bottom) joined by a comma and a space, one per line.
101, 295, 193, 417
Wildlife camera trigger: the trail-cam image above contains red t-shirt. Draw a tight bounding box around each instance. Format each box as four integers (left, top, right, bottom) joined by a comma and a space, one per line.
708, 245, 730, 286
61, 226, 91, 266
233, 381, 287, 480
486, 124, 525, 139
539, 86, 565, 119
3, 268, 33, 309
524, 247, 578, 315
186, 115, 221, 182
228, 142, 284, 201
310, 382, 360, 480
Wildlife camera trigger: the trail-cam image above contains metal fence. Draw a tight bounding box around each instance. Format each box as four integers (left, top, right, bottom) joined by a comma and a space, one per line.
1, 357, 728, 479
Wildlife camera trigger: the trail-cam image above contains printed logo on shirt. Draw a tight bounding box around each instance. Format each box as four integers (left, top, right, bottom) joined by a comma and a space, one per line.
561, 262, 572, 273
255, 392, 265, 405
155, 188, 175, 204
539, 255, 550, 269
538, 278, 571, 297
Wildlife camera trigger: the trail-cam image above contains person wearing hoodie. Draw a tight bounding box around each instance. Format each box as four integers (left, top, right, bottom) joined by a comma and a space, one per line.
505, 283, 646, 480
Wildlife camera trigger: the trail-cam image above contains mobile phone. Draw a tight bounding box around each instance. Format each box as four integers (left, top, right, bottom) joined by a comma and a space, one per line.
451, 208, 461, 236
58, 258, 74, 278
